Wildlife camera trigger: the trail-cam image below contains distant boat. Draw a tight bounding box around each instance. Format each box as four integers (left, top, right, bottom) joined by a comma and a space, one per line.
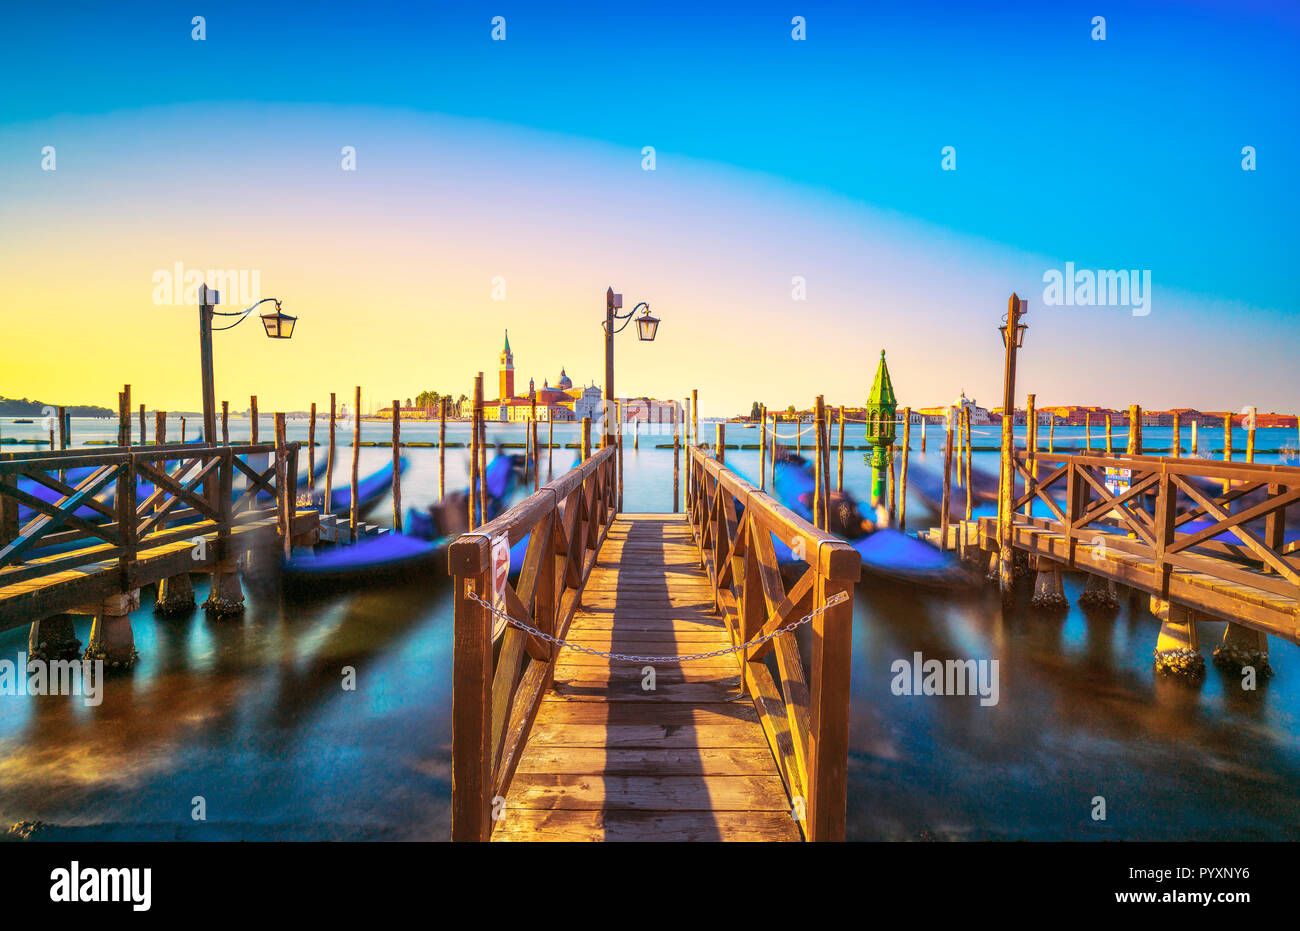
13, 419, 33, 424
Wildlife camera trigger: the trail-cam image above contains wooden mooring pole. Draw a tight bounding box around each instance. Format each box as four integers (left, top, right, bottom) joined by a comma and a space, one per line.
963, 407, 973, 522
715, 422, 726, 465
308, 403, 317, 496
617, 400, 624, 512
940, 407, 954, 550
1172, 412, 1181, 458
275, 413, 291, 558
221, 401, 229, 445
138, 404, 145, 446
760, 404, 768, 492
155, 411, 166, 447
547, 416, 554, 481
899, 407, 911, 532
1105, 412, 1113, 455
531, 401, 540, 493
1247, 407, 1257, 463
478, 385, 488, 524
468, 380, 480, 529
673, 408, 681, 513
581, 416, 591, 462
351, 386, 361, 542
1025, 394, 1037, 519
837, 406, 845, 492
325, 393, 336, 516
392, 400, 402, 533
1128, 404, 1142, 456
813, 396, 826, 531
250, 395, 258, 444
1085, 411, 1091, 451
439, 397, 448, 500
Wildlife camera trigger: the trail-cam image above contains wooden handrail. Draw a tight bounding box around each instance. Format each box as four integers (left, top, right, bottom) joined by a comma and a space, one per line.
448, 446, 617, 841
0, 443, 301, 583
685, 445, 859, 841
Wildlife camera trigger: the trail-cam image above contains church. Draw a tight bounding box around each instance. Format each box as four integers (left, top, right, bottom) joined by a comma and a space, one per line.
459, 331, 603, 422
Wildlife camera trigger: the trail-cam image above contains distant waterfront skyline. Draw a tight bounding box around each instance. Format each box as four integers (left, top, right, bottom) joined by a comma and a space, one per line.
1, 1, 1296, 417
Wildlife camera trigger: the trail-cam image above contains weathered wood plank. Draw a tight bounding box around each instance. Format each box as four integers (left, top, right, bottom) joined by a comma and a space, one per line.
491, 809, 800, 842
505, 773, 793, 811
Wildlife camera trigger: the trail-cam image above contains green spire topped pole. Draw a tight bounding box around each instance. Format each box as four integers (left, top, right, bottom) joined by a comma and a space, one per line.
865, 350, 898, 505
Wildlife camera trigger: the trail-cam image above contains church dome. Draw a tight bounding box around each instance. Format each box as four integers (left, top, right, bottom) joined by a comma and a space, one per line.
556, 367, 572, 390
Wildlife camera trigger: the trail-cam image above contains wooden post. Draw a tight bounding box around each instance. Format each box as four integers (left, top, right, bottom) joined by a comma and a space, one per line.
820, 399, 832, 527
1048, 414, 1055, 454
921, 417, 927, 453
473, 382, 483, 527
617, 401, 624, 512
1085, 412, 1091, 451
899, 408, 911, 532
155, 411, 166, 447
1246, 408, 1257, 463
808, 569, 853, 841
1171, 412, 1181, 459
1191, 419, 1199, 457
581, 416, 591, 462
181, 417, 187, 443
964, 407, 973, 522
58, 405, 68, 451
888, 442, 897, 526
760, 405, 768, 492
450, 544, 492, 842
221, 401, 229, 445
351, 386, 361, 542
250, 395, 258, 445
1105, 412, 1113, 455
796, 411, 803, 457
138, 404, 145, 446
308, 403, 317, 496
814, 396, 826, 530
1026, 395, 1037, 519
836, 406, 845, 492
275, 414, 291, 557
691, 389, 699, 449
1223, 412, 1232, 462
391, 400, 403, 533
531, 395, 539, 492
325, 393, 336, 515
634, 418, 639, 451
715, 422, 726, 465
673, 410, 681, 513
940, 407, 954, 550
1127, 404, 1142, 456
439, 397, 448, 500
547, 416, 554, 480
477, 382, 488, 525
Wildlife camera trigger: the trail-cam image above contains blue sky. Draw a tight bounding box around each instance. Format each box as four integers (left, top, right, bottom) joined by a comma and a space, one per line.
2, 0, 1297, 412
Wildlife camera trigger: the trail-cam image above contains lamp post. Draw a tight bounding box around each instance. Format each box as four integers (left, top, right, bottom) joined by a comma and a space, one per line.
602, 286, 660, 448
198, 283, 297, 444
996, 293, 1028, 599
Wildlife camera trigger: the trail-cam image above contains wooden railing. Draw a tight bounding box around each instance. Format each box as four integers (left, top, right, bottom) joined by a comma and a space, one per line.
448, 445, 617, 842
1010, 450, 1300, 604
0, 442, 299, 588
685, 446, 860, 841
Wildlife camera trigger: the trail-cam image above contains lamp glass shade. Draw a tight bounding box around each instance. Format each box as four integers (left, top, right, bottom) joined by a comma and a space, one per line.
636, 312, 660, 342
261, 309, 297, 339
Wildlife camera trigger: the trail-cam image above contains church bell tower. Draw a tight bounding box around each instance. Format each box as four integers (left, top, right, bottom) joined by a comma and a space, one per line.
499, 330, 515, 399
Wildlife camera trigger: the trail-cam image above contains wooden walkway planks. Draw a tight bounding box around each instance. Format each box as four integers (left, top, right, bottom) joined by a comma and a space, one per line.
493, 513, 801, 842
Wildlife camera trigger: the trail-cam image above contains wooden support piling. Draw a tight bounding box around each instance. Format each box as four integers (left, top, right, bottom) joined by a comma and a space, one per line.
468, 380, 480, 529
1223, 413, 1233, 462
1127, 404, 1142, 456
1026, 394, 1037, 519
760, 404, 768, 492
1247, 408, 1257, 463
138, 404, 145, 446
1105, 412, 1113, 455
250, 395, 258, 445
351, 386, 361, 542
963, 407, 973, 522
1048, 414, 1055, 454
820, 398, 831, 528
325, 393, 336, 517
155, 411, 166, 447
836, 406, 845, 492
1172, 411, 1181, 459
221, 401, 229, 445
180, 417, 187, 443
814, 396, 827, 531
1085, 412, 1091, 451
633, 419, 639, 451
308, 403, 317, 495
275, 414, 291, 557
581, 416, 591, 462
691, 389, 698, 449
617, 401, 624, 512
673, 410, 681, 513
547, 416, 554, 481
478, 383, 488, 525
715, 422, 726, 465
392, 400, 403, 533
940, 407, 954, 549
899, 407, 911, 532
888, 442, 897, 527
439, 397, 448, 500
1191, 419, 1199, 457
531, 404, 539, 493
921, 417, 927, 453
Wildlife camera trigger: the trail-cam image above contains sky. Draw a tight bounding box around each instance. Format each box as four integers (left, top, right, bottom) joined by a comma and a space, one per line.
1, 0, 1297, 417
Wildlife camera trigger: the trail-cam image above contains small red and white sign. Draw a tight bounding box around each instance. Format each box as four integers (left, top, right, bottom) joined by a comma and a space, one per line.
490, 534, 511, 611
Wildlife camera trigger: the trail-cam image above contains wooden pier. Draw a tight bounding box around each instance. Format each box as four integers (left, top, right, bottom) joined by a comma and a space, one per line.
450, 445, 859, 841
0, 442, 319, 639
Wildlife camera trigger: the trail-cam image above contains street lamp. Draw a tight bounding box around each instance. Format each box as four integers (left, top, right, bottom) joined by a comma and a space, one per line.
603, 286, 660, 447
198, 283, 296, 446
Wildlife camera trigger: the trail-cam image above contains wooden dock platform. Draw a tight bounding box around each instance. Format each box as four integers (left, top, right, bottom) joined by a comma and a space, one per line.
492, 514, 800, 841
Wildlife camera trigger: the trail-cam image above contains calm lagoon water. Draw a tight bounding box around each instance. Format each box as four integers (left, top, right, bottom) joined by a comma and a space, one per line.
1, 418, 1298, 840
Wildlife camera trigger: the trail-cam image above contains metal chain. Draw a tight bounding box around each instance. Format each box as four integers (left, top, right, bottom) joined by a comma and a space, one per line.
466, 589, 848, 665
